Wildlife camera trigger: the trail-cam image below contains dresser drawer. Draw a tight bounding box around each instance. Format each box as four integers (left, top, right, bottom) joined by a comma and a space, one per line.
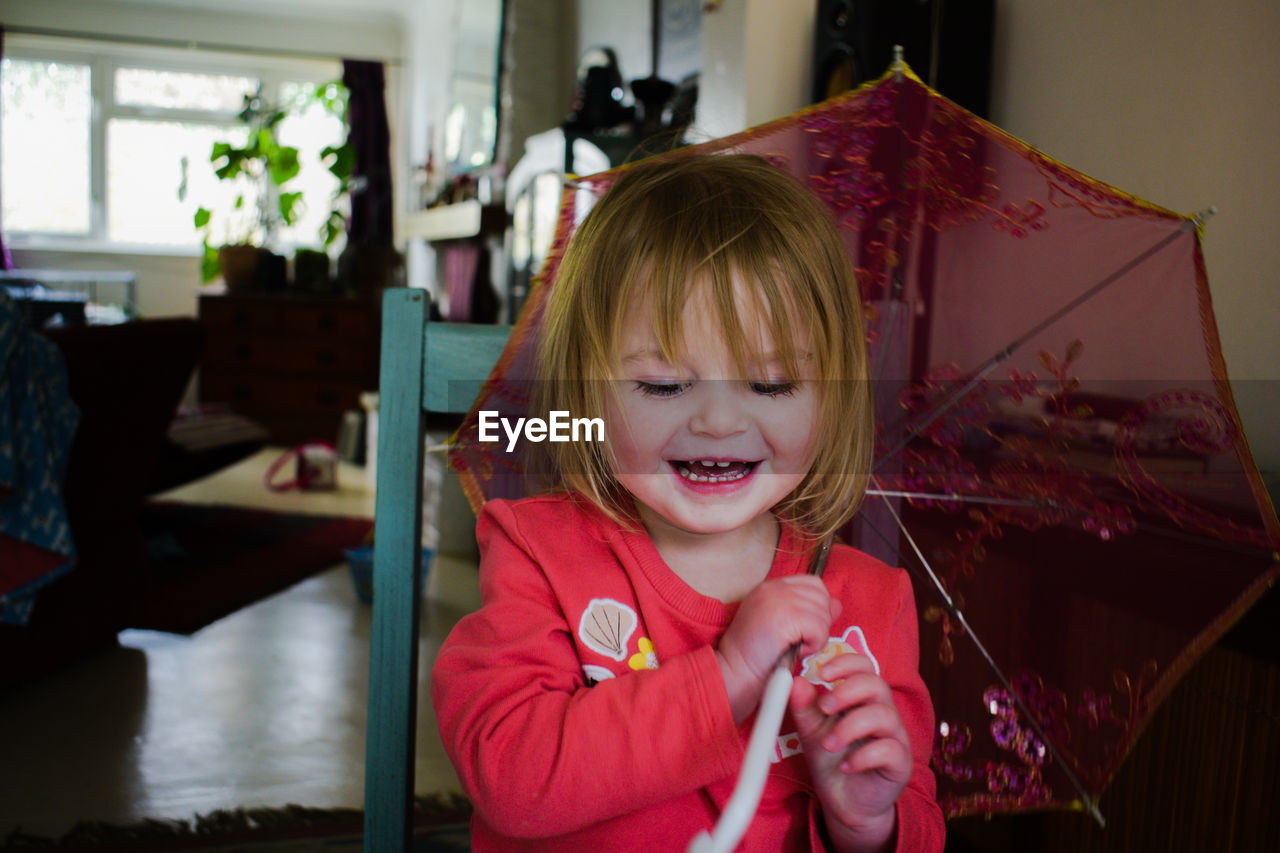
200, 295, 374, 337
197, 293, 378, 444
199, 297, 290, 332
203, 334, 374, 379
201, 369, 366, 416
281, 303, 374, 338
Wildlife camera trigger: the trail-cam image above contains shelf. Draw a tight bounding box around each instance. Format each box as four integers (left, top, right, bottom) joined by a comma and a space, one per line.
398, 201, 507, 242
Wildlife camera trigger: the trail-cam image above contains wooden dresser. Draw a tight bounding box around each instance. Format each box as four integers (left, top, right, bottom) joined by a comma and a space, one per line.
197, 293, 378, 446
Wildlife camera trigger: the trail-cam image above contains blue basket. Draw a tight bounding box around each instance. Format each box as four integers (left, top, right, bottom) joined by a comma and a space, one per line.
345, 545, 434, 604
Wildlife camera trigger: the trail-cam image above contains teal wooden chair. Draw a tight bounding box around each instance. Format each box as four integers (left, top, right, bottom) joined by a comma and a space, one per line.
364, 287, 511, 852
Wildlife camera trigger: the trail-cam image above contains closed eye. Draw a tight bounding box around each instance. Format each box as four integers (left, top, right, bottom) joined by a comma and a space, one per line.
635, 380, 691, 398
750, 380, 799, 398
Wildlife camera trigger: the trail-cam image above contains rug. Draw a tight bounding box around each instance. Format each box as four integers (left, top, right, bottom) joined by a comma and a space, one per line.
131, 501, 374, 635
0, 794, 472, 852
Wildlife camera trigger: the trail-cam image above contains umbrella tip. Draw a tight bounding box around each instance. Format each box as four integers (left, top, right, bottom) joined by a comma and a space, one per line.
1084, 796, 1107, 828
1192, 205, 1219, 229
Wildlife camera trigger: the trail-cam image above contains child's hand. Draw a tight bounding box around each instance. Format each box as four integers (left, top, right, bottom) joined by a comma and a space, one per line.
716, 575, 838, 724
789, 652, 912, 852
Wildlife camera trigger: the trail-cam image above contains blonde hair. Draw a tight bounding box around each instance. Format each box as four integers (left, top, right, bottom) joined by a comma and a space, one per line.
533, 153, 872, 541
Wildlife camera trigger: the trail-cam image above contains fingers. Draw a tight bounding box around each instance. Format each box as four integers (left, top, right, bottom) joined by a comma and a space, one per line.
819, 699, 902, 755
748, 575, 835, 657
789, 674, 822, 735
816, 649, 878, 683
792, 653, 911, 774
772, 575, 836, 655
718, 577, 835, 723
835, 733, 911, 778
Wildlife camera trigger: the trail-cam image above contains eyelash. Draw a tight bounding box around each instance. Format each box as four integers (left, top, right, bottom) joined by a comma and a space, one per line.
750, 381, 799, 398
634, 381, 691, 398
633, 380, 799, 398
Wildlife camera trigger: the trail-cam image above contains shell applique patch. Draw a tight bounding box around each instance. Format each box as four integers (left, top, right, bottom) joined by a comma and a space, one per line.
800, 625, 880, 688
581, 664, 616, 685
578, 598, 638, 662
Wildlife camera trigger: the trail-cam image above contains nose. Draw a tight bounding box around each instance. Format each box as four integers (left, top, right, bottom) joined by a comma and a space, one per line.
688, 382, 750, 438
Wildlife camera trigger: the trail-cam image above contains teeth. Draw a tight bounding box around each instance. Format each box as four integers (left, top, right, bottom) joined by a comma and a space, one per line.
698, 459, 732, 467
677, 463, 750, 483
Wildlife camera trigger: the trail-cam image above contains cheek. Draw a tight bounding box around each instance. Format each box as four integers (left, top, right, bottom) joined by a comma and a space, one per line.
762, 400, 822, 468
604, 396, 664, 471
607, 394, 682, 444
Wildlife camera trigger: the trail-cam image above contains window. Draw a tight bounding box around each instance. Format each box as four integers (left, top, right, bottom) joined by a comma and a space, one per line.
1, 57, 92, 235
1, 36, 346, 253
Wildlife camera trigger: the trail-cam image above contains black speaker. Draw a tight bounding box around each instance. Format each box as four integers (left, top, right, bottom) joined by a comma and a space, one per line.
811, 0, 995, 117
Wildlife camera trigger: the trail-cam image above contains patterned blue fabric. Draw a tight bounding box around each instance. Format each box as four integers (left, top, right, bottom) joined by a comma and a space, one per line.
0, 289, 80, 625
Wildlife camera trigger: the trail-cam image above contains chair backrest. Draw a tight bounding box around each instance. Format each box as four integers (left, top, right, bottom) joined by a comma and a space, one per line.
364, 287, 510, 852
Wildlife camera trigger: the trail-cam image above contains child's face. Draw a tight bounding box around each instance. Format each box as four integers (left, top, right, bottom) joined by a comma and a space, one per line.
604, 276, 821, 543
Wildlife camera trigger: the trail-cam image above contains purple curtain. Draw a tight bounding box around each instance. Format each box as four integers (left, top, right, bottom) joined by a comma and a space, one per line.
342, 59, 393, 247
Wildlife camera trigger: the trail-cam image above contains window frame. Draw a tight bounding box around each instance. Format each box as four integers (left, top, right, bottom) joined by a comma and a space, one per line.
2, 33, 343, 256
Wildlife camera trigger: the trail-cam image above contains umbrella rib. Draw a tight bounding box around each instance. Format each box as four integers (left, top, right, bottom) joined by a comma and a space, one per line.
874, 219, 1197, 469
867, 477, 1109, 827
872, 475, 1279, 559
867, 488, 1038, 508
870, 52, 916, 389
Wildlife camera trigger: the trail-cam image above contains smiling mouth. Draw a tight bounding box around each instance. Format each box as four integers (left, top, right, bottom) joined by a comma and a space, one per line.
672, 459, 757, 483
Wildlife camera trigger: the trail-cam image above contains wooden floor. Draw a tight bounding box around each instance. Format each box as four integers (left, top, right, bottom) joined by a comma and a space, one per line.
0, 449, 481, 839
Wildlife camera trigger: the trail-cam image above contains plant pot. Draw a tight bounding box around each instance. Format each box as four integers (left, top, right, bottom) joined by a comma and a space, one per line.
293, 248, 332, 293
218, 245, 263, 292
255, 251, 287, 292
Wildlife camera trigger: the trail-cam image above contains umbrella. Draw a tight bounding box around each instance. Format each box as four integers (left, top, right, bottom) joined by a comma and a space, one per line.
445, 62, 1280, 825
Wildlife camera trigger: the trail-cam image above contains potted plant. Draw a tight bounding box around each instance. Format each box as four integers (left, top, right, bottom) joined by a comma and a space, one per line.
295, 82, 356, 293
190, 86, 301, 290
189, 80, 355, 292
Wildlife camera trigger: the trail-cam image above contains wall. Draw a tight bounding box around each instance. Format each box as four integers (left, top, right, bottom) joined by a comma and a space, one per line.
499, 0, 578, 169
697, 0, 815, 140
575, 0, 652, 104
987, 0, 1280, 472
1, 0, 405, 64
8, 248, 201, 321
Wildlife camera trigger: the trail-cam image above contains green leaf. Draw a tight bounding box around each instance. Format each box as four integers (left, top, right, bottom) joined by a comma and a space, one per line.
252, 128, 274, 158
269, 146, 301, 186
322, 142, 355, 183
279, 191, 304, 225
201, 242, 221, 283
193, 207, 212, 230
322, 210, 347, 248
214, 149, 246, 180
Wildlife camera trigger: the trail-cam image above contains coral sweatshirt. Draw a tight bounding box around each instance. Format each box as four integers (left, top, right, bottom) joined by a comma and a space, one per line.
432, 493, 945, 851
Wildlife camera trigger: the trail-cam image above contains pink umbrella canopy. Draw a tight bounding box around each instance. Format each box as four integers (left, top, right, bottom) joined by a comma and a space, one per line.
446, 65, 1280, 821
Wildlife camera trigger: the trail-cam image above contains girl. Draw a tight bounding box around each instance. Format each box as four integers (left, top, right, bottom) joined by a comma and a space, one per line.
432, 154, 944, 851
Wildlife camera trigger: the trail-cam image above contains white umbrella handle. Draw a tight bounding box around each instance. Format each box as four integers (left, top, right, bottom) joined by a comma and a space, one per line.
687, 663, 794, 853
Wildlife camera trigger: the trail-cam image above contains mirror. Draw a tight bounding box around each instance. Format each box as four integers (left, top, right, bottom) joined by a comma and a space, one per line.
442, 0, 504, 174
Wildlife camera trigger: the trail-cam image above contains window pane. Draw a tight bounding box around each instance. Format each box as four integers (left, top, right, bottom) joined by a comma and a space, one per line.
276, 81, 346, 249
107, 119, 252, 245
1, 58, 91, 234
115, 67, 257, 111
